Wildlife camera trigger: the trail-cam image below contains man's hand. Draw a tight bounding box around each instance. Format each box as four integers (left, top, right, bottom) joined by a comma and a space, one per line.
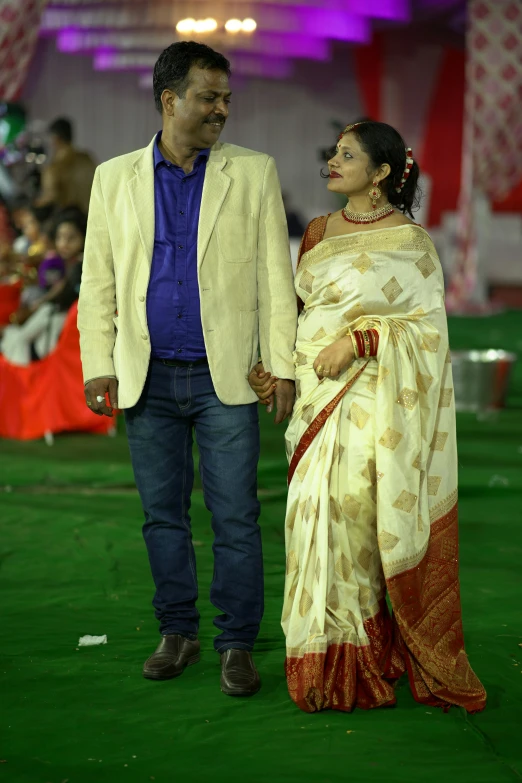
84, 377, 118, 417
273, 379, 295, 424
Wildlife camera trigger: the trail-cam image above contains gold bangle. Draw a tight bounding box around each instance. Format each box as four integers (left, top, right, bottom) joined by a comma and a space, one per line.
362, 330, 371, 358
347, 329, 359, 359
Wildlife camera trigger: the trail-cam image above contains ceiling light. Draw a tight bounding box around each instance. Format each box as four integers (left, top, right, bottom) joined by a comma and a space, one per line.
176, 18, 195, 33
194, 18, 217, 33
242, 18, 257, 33
225, 18, 242, 33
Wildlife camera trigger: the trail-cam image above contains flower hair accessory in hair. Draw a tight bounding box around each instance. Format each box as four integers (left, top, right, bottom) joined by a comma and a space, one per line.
396, 148, 414, 193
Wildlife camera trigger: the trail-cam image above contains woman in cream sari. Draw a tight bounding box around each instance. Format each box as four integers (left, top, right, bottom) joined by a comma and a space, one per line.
251, 121, 486, 714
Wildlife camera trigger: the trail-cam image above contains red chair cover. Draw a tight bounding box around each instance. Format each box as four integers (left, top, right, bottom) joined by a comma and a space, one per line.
0, 280, 22, 326
0, 301, 115, 440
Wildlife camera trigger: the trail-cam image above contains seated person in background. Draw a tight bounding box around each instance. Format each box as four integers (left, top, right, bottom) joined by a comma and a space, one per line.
20, 204, 54, 263
35, 117, 96, 215
0, 197, 15, 278
8, 203, 57, 322
9, 196, 32, 256
0, 207, 86, 366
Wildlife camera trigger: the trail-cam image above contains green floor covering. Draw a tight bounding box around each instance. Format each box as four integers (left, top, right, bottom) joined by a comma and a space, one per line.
1, 312, 522, 783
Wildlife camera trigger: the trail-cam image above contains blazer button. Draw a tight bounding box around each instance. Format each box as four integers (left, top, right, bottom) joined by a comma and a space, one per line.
138, 295, 145, 302
142, 334, 148, 340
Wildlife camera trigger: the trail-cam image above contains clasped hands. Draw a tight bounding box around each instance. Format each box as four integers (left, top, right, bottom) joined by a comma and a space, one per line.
248, 336, 355, 418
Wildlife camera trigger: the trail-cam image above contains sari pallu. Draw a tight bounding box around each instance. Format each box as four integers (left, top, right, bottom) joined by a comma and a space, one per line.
283, 221, 486, 714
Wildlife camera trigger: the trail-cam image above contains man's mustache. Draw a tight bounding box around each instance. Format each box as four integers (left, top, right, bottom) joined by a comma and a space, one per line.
205, 116, 226, 125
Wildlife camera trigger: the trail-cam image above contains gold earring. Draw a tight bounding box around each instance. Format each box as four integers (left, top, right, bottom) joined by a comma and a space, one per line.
369, 181, 381, 209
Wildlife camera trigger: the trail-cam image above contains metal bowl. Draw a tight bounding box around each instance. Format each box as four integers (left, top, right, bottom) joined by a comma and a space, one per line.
451, 349, 517, 411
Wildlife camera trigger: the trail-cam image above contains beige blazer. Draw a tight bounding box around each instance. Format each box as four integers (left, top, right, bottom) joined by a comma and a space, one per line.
77, 136, 297, 409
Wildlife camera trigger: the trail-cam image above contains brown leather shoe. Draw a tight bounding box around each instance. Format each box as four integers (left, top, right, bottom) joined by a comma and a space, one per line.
143, 634, 200, 680
220, 649, 260, 696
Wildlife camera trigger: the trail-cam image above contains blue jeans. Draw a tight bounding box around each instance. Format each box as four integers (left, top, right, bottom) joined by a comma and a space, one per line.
124, 359, 263, 652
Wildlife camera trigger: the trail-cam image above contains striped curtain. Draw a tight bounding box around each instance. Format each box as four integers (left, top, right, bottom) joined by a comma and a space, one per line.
0, 0, 48, 101
447, 0, 522, 309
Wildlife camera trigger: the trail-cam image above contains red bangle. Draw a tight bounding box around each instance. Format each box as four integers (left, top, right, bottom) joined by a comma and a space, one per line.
368, 328, 379, 356
353, 330, 364, 358
354, 328, 379, 357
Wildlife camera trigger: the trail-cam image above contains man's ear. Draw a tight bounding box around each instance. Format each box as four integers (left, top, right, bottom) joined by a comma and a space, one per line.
161, 89, 177, 117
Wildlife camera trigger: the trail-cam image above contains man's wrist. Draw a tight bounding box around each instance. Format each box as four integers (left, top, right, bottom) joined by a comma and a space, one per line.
84, 375, 117, 386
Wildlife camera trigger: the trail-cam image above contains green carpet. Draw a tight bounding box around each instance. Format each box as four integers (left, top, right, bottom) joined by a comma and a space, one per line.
1, 312, 521, 783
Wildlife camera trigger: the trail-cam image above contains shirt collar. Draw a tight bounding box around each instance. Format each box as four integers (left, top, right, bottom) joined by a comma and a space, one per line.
153, 131, 210, 170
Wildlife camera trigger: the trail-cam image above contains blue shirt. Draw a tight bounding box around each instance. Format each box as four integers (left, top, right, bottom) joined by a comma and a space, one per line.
146, 132, 209, 361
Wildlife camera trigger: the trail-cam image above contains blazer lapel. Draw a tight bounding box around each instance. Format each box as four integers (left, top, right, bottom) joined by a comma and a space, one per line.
198, 143, 230, 268
127, 136, 156, 265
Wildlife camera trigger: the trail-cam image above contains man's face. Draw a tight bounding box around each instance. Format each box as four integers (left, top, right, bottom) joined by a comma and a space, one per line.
164, 66, 231, 148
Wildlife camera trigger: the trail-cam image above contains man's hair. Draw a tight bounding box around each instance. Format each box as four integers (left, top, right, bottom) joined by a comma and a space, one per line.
48, 117, 73, 144
153, 41, 231, 113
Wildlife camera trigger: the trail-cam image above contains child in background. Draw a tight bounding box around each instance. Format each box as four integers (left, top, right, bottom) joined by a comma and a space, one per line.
9, 204, 56, 319
0, 207, 86, 366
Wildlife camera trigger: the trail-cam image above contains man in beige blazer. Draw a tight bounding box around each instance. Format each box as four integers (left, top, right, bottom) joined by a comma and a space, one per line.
78, 42, 297, 697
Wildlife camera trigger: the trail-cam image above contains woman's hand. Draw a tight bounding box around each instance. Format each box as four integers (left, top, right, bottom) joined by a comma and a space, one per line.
313, 336, 355, 379
248, 362, 277, 407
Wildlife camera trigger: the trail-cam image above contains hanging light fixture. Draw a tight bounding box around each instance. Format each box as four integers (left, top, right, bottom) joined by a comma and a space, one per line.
224, 18, 243, 33
193, 18, 218, 33
176, 18, 196, 33
225, 18, 257, 33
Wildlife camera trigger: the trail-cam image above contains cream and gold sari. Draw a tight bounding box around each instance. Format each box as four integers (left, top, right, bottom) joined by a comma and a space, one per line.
283, 217, 486, 714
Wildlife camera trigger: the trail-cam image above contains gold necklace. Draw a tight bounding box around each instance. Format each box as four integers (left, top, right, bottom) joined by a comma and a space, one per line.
342, 203, 394, 225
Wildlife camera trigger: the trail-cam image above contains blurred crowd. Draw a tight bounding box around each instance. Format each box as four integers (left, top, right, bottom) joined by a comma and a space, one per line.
0, 117, 95, 366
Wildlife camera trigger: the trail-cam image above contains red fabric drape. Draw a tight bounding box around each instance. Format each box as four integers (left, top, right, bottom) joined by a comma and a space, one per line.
0, 281, 22, 325
353, 33, 384, 121
0, 302, 115, 440
419, 48, 466, 227
493, 178, 522, 212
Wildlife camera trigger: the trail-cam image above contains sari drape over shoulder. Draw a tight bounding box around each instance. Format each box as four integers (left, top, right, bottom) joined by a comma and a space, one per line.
283, 218, 486, 714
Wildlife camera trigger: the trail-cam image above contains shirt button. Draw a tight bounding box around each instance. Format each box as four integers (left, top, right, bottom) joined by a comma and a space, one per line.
138, 295, 145, 302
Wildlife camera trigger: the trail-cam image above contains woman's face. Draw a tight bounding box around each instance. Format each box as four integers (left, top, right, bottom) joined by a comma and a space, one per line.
21, 212, 41, 243
327, 132, 376, 198
55, 222, 84, 262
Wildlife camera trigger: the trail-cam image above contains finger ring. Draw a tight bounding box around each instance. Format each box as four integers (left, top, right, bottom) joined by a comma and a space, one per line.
96, 395, 105, 403
317, 365, 324, 373
86, 401, 92, 407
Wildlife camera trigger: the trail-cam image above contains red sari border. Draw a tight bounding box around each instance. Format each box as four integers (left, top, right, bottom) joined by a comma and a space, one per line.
386, 501, 487, 713
287, 363, 368, 485
285, 599, 405, 713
